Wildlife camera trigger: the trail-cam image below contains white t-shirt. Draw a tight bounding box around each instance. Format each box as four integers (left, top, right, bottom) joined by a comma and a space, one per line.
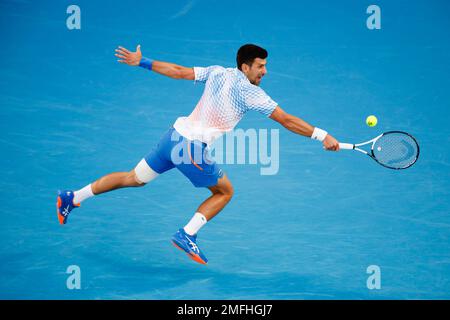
173, 66, 278, 145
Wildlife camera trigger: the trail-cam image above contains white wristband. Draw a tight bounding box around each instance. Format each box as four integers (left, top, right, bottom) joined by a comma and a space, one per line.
311, 127, 328, 142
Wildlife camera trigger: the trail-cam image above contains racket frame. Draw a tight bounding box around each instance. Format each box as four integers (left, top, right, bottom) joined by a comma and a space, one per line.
339, 131, 420, 170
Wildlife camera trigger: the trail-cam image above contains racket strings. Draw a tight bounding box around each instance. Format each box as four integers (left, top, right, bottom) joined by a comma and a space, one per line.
372, 133, 419, 169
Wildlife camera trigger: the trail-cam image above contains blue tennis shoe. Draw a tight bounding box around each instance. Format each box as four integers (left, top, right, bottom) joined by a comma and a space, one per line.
171, 228, 208, 265
56, 190, 80, 225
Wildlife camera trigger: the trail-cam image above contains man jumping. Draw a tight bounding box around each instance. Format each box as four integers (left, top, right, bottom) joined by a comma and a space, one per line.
56, 44, 340, 265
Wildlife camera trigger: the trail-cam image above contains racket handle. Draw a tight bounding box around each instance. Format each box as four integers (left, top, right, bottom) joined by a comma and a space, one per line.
339, 143, 354, 150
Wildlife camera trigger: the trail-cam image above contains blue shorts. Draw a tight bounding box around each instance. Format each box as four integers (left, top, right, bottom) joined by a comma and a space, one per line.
144, 127, 224, 188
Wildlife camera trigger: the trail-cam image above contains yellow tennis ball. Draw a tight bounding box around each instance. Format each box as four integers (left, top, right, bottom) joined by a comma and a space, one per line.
366, 115, 378, 127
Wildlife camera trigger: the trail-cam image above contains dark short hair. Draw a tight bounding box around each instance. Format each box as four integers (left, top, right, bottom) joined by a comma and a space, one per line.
236, 44, 268, 70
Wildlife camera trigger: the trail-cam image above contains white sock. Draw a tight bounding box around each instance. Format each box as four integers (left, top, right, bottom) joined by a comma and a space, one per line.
183, 212, 207, 236
73, 184, 94, 204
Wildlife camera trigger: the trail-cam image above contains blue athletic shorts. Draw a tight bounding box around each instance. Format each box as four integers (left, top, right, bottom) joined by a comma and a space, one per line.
144, 127, 224, 188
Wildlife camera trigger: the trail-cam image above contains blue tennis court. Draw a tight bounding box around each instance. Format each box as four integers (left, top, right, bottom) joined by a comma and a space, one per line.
1, 0, 449, 299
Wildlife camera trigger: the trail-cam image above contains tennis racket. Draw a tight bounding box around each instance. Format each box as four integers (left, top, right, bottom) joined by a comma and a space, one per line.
338, 131, 420, 170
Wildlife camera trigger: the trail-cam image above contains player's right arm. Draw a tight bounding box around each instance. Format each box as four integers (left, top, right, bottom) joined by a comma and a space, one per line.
115, 45, 194, 80
270, 106, 340, 151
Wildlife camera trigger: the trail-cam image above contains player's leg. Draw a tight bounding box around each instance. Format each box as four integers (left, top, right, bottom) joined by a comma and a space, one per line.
76, 159, 159, 202
90, 160, 156, 195
171, 175, 233, 265
57, 128, 176, 225
171, 138, 232, 264
195, 174, 234, 221
56, 160, 160, 225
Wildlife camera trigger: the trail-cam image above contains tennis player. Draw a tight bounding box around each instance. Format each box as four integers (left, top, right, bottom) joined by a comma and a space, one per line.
56, 44, 340, 265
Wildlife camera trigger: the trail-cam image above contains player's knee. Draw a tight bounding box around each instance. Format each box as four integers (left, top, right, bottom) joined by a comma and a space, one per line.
224, 192, 233, 203
129, 170, 145, 187
134, 159, 159, 185
220, 184, 234, 202
226, 184, 234, 200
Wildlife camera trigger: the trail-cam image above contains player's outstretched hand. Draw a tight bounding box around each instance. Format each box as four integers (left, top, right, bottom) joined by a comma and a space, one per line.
115, 45, 142, 66
323, 134, 340, 151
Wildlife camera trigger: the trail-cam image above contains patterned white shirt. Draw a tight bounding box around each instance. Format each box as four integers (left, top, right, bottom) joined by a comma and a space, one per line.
173, 66, 278, 145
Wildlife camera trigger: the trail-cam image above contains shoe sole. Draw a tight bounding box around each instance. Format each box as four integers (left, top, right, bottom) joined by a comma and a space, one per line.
56, 196, 65, 225
171, 241, 207, 265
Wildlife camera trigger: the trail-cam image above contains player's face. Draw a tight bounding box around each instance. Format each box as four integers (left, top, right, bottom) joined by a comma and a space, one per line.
244, 58, 267, 86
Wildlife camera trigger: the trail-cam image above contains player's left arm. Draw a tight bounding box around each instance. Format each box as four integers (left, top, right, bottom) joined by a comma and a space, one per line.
115, 45, 195, 80
269, 106, 340, 151
151, 61, 195, 80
